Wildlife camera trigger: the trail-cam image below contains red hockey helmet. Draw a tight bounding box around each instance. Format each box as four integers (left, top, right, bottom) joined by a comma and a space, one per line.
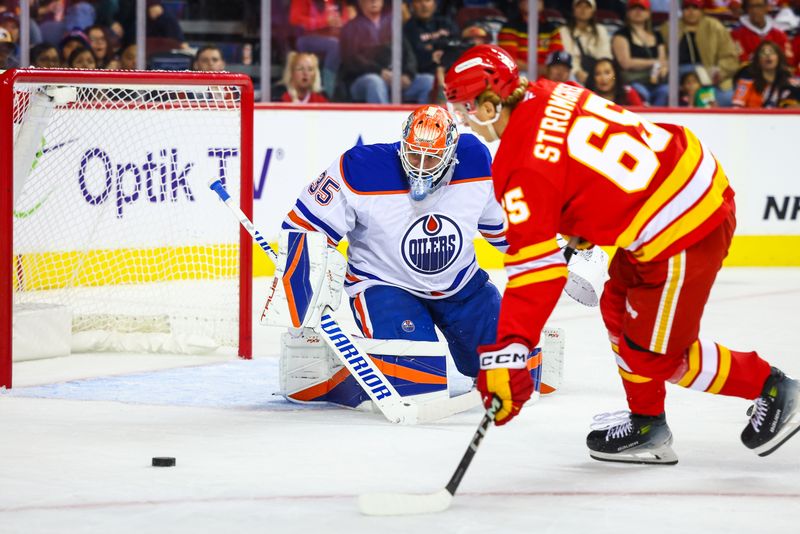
444, 44, 520, 106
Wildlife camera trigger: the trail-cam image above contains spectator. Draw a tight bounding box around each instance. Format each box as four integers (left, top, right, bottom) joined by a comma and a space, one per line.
277, 51, 330, 103
460, 23, 491, 46
612, 0, 669, 106
559, 0, 612, 85
405, 0, 459, 77
146, 0, 186, 47
67, 1, 97, 29
679, 69, 717, 106
661, 0, 739, 106
730, 0, 794, 67
545, 49, 574, 81
67, 46, 97, 69
59, 30, 91, 65
0, 12, 19, 63
585, 56, 644, 105
732, 39, 800, 107
339, 0, 433, 104
30, 42, 60, 68
86, 25, 117, 68
290, 0, 355, 99
0, 26, 17, 69
119, 42, 137, 70
193, 45, 226, 72
498, 0, 564, 73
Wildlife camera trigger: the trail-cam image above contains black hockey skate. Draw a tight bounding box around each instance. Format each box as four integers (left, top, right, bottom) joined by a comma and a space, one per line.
741, 367, 800, 457
586, 411, 678, 465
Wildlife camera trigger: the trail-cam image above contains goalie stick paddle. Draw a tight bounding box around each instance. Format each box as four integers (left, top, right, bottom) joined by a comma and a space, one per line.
357, 396, 502, 516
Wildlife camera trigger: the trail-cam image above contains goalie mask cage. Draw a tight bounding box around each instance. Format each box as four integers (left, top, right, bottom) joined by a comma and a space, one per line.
1, 69, 254, 388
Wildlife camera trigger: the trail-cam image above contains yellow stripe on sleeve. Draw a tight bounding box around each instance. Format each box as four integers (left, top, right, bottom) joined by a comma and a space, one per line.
504, 239, 561, 265
505, 265, 568, 288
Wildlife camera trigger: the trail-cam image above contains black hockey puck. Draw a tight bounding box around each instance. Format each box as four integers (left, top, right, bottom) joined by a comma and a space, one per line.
152, 457, 176, 467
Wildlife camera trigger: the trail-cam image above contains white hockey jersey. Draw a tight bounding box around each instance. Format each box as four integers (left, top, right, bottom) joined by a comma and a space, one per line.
282, 133, 508, 299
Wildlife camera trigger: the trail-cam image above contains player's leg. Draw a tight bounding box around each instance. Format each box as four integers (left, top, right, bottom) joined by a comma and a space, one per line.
588, 250, 676, 464
427, 270, 500, 378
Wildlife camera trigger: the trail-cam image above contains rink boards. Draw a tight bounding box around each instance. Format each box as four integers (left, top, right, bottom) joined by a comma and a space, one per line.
252, 106, 800, 272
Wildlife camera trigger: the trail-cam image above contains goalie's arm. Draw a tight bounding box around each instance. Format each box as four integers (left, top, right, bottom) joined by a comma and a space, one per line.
283, 157, 355, 246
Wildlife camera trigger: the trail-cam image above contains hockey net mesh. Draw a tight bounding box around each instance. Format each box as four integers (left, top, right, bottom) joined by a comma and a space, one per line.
11, 80, 245, 353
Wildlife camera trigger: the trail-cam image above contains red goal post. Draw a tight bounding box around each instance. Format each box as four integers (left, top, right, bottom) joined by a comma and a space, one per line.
1, 69, 254, 388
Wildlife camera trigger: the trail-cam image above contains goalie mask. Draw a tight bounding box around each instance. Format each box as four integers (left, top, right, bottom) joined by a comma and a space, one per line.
399, 106, 459, 201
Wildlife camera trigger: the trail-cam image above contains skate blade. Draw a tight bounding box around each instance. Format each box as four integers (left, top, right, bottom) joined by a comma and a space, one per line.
754, 407, 800, 457
589, 444, 679, 465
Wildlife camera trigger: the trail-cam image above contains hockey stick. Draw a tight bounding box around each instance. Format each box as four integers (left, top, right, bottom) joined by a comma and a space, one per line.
358, 395, 502, 516
209, 179, 426, 424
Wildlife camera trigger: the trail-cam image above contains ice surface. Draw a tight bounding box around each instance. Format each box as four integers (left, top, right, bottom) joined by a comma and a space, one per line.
2, 268, 800, 534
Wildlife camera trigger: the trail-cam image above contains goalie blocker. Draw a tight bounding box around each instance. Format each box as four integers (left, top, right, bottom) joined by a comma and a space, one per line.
264, 229, 565, 411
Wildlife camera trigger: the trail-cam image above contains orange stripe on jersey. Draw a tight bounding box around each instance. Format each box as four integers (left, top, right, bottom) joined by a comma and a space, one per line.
449, 175, 492, 185
481, 230, 507, 239
504, 239, 561, 266
369, 356, 447, 385
677, 341, 702, 388
353, 294, 372, 338
634, 162, 729, 262
506, 265, 568, 288
616, 130, 704, 250
287, 210, 317, 232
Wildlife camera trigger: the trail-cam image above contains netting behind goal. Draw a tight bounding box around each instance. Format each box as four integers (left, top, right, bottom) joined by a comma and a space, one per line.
1, 69, 254, 387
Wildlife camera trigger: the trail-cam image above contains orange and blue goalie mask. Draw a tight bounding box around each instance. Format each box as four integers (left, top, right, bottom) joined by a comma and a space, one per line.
399, 106, 459, 201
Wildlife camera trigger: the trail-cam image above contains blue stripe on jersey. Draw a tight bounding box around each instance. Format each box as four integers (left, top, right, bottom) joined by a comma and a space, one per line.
295, 200, 343, 242
478, 222, 505, 231
348, 264, 383, 281
489, 240, 509, 247
443, 262, 474, 292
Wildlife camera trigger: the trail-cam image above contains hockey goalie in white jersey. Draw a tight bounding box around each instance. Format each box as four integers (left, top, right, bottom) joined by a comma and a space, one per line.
273, 105, 561, 411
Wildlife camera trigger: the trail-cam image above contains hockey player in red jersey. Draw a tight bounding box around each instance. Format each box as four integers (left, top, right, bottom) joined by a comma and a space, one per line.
444, 44, 800, 464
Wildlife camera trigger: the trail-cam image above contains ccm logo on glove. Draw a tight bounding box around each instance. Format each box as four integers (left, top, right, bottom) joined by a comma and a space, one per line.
480, 351, 527, 368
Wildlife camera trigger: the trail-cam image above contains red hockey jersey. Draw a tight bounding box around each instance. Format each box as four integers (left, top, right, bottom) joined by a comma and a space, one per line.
492, 80, 734, 350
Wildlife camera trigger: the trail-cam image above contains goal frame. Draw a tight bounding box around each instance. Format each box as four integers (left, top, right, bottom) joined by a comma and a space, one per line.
0, 69, 254, 388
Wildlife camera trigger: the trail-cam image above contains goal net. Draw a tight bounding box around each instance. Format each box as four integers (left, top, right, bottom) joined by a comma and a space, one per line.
1, 69, 254, 388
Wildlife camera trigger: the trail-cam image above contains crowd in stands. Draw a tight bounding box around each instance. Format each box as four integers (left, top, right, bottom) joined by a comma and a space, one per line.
0, 0, 799, 108
275, 0, 800, 107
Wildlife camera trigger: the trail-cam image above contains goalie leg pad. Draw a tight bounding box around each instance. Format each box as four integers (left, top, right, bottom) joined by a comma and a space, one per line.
280, 328, 448, 410
261, 230, 346, 330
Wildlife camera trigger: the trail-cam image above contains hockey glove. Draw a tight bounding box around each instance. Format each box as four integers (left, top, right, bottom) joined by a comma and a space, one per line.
477, 342, 533, 426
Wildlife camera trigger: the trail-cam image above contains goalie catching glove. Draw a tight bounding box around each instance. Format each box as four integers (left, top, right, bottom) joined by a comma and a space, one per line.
477, 342, 533, 426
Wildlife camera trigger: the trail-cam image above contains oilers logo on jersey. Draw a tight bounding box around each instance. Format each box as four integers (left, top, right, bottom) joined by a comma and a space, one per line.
401, 214, 463, 275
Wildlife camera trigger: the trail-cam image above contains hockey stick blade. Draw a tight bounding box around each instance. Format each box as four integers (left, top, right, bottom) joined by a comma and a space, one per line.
358, 396, 501, 516
358, 488, 452, 516
414, 390, 481, 424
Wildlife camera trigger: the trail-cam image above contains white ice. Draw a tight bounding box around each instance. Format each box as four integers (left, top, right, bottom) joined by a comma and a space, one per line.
2, 268, 800, 534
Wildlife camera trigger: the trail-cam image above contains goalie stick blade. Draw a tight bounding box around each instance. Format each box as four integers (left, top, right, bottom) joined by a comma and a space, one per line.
414, 390, 482, 424
358, 488, 453, 516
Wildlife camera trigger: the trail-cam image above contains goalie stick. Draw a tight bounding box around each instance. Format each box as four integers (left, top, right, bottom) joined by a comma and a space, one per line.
209, 179, 478, 424
358, 396, 502, 516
